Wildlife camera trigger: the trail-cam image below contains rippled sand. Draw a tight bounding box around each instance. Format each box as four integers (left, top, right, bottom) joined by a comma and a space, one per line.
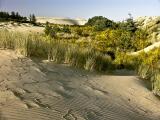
0, 50, 159, 120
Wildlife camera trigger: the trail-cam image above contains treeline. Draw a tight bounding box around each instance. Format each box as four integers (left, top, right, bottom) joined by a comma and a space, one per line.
0, 11, 36, 24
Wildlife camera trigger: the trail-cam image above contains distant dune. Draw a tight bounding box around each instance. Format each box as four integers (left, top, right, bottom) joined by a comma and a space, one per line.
36, 17, 87, 25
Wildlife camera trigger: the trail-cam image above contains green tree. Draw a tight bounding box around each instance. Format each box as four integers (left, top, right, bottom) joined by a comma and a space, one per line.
11, 11, 16, 20
0, 11, 28, 23
0, 11, 9, 21
29, 14, 36, 24
86, 16, 116, 31
22, 17, 27, 22
44, 22, 56, 38
44, 22, 51, 36
119, 13, 137, 33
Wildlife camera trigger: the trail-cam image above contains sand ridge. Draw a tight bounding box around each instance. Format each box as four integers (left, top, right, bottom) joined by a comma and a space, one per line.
36, 17, 87, 25
129, 41, 160, 55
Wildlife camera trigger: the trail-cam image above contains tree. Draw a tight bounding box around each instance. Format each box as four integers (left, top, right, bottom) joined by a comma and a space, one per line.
0, 11, 29, 23
119, 13, 137, 33
0, 11, 9, 21
11, 11, 16, 20
126, 14, 137, 32
86, 16, 116, 31
32, 14, 36, 24
29, 14, 32, 22
15, 12, 20, 20
44, 22, 51, 36
44, 22, 55, 38
29, 14, 36, 24
22, 17, 27, 22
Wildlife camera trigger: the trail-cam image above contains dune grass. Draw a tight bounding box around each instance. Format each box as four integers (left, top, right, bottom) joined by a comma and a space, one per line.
136, 49, 160, 94
0, 30, 113, 72
0, 30, 48, 57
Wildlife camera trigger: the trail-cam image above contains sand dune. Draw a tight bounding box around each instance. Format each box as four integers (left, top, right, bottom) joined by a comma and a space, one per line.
129, 41, 160, 55
36, 17, 87, 25
0, 50, 160, 120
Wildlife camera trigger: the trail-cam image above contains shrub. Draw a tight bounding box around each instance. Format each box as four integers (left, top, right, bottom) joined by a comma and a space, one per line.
86, 16, 116, 31
61, 25, 71, 33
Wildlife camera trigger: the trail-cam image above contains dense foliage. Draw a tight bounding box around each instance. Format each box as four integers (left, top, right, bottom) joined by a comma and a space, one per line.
118, 14, 137, 33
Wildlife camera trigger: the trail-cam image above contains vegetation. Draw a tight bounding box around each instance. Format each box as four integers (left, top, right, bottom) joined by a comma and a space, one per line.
0, 30, 114, 71
137, 49, 160, 94
0, 11, 36, 24
86, 16, 116, 31
0, 12, 160, 95
29, 14, 37, 25
118, 13, 137, 33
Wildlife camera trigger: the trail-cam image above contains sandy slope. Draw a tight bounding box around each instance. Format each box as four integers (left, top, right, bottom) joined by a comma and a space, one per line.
129, 41, 160, 55
36, 17, 87, 25
0, 50, 160, 120
0, 22, 44, 33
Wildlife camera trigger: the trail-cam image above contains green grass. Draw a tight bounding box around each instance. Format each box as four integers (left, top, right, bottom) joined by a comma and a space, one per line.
0, 30, 113, 72
0, 30, 48, 57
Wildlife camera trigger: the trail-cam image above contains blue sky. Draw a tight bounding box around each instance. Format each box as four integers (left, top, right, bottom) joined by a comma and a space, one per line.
0, 0, 160, 21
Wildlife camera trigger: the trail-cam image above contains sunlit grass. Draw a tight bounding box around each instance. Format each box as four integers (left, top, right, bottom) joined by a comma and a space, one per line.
0, 30, 113, 72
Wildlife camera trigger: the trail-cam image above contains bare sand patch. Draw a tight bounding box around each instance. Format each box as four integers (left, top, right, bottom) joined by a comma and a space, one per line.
0, 22, 44, 33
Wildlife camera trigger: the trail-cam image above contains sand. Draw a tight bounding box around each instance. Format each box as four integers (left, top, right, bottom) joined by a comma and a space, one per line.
0, 22, 44, 33
0, 50, 159, 120
129, 41, 160, 55
36, 17, 87, 25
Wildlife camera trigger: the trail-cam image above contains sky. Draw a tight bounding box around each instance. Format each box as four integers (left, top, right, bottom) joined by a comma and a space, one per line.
0, 0, 160, 21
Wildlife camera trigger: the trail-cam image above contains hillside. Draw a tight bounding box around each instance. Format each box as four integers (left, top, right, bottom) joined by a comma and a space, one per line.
135, 16, 160, 43
128, 16, 160, 55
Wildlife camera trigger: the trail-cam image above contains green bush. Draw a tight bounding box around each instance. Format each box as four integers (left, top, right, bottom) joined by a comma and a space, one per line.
86, 16, 116, 31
